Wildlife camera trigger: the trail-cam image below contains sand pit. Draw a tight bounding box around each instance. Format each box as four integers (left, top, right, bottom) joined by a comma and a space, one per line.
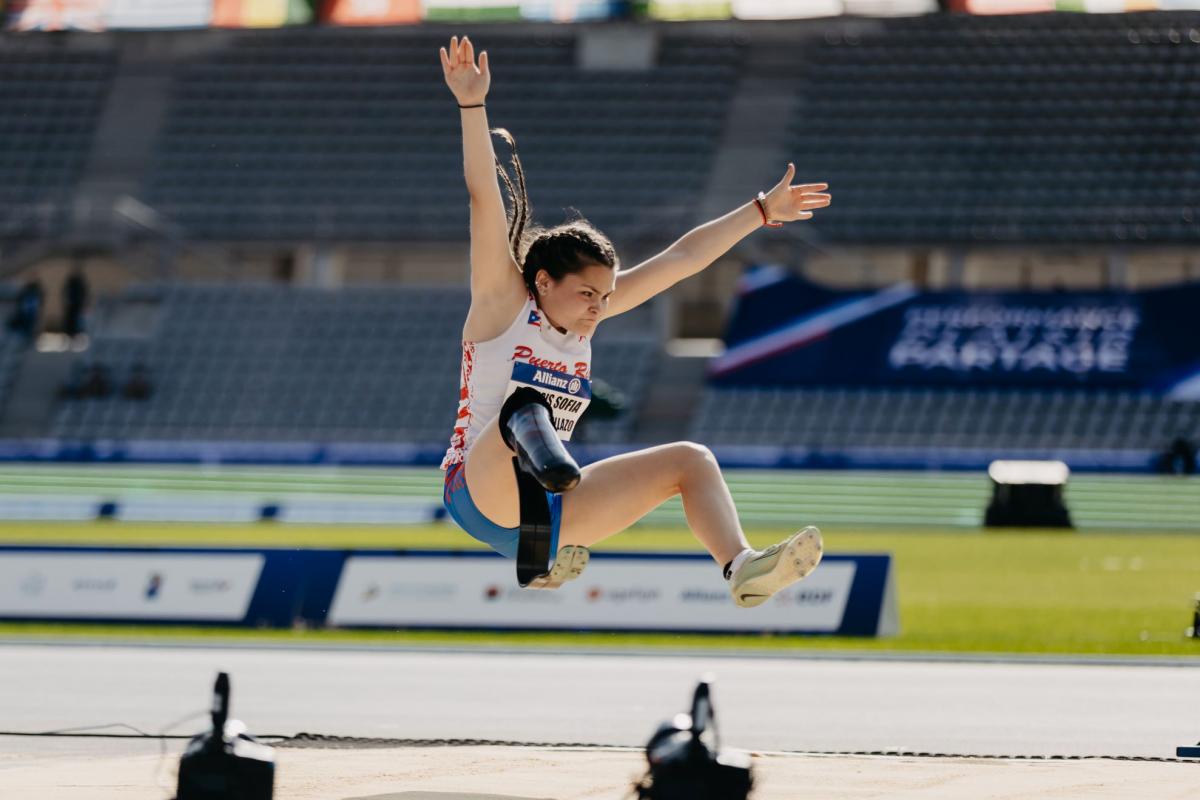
4, 744, 1198, 799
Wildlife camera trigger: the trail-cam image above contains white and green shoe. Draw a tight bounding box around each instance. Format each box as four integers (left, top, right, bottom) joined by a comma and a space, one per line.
730, 526, 823, 608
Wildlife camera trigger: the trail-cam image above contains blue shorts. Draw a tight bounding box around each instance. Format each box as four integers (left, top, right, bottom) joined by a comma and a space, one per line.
442, 462, 561, 559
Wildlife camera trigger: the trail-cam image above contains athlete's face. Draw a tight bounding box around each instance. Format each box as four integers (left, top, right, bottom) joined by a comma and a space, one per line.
535, 264, 615, 336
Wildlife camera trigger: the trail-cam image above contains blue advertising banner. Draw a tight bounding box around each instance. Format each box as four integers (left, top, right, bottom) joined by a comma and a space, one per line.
0, 545, 897, 636
711, 266, 1200, 397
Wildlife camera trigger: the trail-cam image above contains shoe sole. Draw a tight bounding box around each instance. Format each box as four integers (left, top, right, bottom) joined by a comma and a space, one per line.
735, 526, 823, 608
526, 544, 589, 589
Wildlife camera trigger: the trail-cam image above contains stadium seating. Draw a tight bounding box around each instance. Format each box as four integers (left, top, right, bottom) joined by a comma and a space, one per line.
4, 16, 1199, 246
0, 336, 26, 421
48, 284, 661, 446
142, 31, 743, 241
0, 46, 116, 236
788, 12, 1200, 243
691, 386, 1200, 455
3, 18, 1199, 468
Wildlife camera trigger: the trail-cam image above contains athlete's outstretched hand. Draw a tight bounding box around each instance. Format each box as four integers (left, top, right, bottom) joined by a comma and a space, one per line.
440, 35, 490, 107
761, 164, 831, 223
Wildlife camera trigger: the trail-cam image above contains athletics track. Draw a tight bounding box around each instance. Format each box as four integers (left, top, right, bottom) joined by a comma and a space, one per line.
2, 642, 1198, 798
0, 465, 1197, 529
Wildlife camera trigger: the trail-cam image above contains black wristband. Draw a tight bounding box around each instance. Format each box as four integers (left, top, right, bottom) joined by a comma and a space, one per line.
458, 103, 485, 109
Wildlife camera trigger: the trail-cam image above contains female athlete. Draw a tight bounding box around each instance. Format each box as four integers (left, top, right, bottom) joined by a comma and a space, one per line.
438, 35, 832, 607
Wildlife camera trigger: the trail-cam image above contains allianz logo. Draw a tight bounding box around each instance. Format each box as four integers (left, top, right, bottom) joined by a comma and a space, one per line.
532, 370, 583, 395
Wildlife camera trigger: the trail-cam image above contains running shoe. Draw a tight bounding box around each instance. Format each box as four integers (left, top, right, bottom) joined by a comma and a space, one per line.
528, 544, 589, 589
729, 526, 823, 608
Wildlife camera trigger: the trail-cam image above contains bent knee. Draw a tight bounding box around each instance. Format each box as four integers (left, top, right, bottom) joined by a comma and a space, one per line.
671, 441, 718, 483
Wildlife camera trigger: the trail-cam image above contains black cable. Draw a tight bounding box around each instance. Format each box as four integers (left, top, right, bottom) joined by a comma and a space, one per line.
27, 722, 157, 737
0, 726, 288, 741
271, 734, 1200, 764
152, 709, 220, 797
0, 731, 194, 739
4, 729, 1195, 765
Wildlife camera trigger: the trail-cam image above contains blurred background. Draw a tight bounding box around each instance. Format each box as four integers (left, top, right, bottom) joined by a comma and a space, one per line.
0, 0, 1198, 654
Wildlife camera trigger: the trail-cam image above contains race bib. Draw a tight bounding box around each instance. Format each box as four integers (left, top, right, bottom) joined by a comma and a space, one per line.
504, 362, 592, 441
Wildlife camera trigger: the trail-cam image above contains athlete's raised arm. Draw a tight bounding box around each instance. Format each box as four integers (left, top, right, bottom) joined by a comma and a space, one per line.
604, 164, 831, 319
440, 36, 526, 325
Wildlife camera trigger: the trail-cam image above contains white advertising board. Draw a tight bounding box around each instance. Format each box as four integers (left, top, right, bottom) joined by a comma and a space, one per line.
105, 0, 211, 28
329, 554, 857, 632
0, 497, 100, 521
115, 497, 262, 523
276, 499, 440, 525
0, 552, 263, 621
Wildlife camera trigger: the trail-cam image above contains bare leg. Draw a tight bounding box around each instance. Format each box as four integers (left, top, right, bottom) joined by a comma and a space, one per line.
464, 415, 750, 565
462, 415, 523, 528
558, 443, 750, 565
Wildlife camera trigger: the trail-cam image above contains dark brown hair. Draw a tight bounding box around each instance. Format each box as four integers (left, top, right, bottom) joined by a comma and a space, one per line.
491, 128, 618, 294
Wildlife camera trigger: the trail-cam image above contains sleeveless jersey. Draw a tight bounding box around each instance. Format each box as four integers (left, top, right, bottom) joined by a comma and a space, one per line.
441, 292, 592, 470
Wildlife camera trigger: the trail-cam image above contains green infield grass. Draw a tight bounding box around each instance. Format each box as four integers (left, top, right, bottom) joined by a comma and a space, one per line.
1, 521, 1198, 658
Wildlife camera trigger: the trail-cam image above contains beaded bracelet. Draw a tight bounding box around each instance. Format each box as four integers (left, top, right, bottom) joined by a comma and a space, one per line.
754, 191, 783, 228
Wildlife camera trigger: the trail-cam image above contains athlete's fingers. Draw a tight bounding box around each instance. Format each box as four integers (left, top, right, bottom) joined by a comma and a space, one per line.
464, 36, 475, 68
450, 36, 459, 63
796, 193, 831, 207
439, 47, 451, 74
798, 211, 814, 220
794, 183, 828, 193
777, 162, 796, 187
479, 50, 489, 77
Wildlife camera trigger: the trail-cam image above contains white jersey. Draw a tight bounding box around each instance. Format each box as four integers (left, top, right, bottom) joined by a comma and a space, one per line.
441, 292, 592, 470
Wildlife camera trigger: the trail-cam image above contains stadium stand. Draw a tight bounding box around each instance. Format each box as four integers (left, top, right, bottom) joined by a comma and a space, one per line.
50, 284, 467, 443
691, 387, 1200, 457
691, 266, 1200, 464
0, 44, 117, 237
47, 284, 661, 446
142, 30, 743, 242
0, 17, 1197, 472
0, 298, 26, 418
788, 12, 1200, 244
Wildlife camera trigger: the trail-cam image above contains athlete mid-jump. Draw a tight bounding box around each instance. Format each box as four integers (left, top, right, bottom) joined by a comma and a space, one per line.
438, 36, 832, 607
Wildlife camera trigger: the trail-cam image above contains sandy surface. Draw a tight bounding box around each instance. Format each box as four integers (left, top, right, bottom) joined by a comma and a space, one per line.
2, 745, 1199, 799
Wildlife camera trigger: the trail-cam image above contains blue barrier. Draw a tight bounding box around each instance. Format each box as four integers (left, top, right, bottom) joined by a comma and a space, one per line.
0, 545, 338, 628
0, 546, 898, 637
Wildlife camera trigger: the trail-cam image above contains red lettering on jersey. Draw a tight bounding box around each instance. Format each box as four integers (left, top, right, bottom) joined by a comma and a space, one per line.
528, 356, 570, 372
511, 344, 571, 374
574, 362, 590, 379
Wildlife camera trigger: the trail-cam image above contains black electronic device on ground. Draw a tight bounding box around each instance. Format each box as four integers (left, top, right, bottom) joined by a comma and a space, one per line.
634, 678, 753, 800
176, 672, 275, 800
984, 460, 1073, 528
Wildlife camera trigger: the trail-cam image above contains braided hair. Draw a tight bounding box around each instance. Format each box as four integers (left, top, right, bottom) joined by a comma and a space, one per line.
491, 128, 619, 295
